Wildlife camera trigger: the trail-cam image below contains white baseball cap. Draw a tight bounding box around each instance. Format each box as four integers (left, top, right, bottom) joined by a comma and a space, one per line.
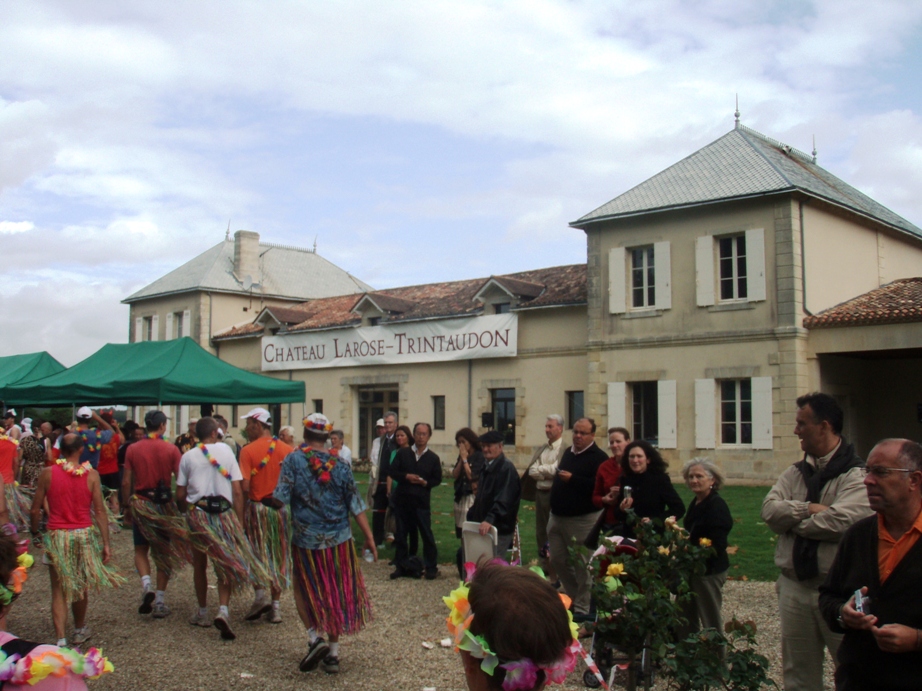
240, 407, 271, 424
375, 418, 385, 427
76, 406, 93, 419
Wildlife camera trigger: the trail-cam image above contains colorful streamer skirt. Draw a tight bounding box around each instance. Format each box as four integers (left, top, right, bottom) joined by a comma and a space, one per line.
293, 539, 372, 637
244, 501, 291, 591
6, 484, 32, 532
185, 507, 272, 590
130, 496, 193, 577
43, 527, 125, 602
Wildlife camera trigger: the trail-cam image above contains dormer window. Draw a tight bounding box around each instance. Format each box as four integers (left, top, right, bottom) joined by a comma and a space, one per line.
494, 303, 511, 315
369, 317, 381, 326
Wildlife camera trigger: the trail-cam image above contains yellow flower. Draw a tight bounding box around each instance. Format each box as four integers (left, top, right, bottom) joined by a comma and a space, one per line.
442, 583, 471, 627
699, 538, 713, 548
664, 516, 678, 530
17, 553, 33, 569
606, 563, 624, 577
657, 546, 670, 556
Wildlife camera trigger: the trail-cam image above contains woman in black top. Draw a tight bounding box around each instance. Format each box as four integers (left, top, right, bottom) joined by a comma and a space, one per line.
616, 440, 685, 537
681, 458, 733, 635
451, 428, 485, 539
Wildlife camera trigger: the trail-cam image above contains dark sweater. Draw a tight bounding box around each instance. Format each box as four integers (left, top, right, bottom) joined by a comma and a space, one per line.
617, 470, 686, 537
389, 447, 442, 508
466, 453, 521, 535
550, 443, 609, 517
819, 514, 922, 691
683, 491, 733, 575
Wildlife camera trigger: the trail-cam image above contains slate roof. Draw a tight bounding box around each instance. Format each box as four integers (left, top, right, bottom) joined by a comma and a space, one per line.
803, 278, 922, 328
214, 264, 587, 340
572, 125, 922, 239
123, 239, 372, 303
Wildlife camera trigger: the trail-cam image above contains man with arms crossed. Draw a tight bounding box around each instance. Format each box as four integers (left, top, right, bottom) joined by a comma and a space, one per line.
525, 414, 566, 582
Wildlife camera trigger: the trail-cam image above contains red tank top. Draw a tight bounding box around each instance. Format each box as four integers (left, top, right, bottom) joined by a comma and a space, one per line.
45, 463, 93, 530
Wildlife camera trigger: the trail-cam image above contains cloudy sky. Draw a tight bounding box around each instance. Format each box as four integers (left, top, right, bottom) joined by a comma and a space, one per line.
2, 1, 921, 365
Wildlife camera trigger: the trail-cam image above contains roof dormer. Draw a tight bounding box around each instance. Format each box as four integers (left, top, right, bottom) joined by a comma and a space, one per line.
473, 276, 545, 313
351, 292, 417, 326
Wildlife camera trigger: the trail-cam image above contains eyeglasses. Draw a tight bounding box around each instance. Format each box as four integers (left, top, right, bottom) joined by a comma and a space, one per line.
860, 466, 916, 478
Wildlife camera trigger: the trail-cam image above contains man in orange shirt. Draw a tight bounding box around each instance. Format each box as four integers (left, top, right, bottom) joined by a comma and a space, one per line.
238, 407, 293, 624
820, 439, 922, 690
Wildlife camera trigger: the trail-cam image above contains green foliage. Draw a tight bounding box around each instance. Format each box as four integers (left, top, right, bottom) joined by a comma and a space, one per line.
665, 620, 775, 691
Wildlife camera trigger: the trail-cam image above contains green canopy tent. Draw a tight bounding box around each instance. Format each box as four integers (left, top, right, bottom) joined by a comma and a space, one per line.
2, 338, 304, 406
0, 352, 66, 402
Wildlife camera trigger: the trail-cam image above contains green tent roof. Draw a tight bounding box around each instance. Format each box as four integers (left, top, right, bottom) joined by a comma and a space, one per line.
0, 352, 66, 400
2, 338, 304, 406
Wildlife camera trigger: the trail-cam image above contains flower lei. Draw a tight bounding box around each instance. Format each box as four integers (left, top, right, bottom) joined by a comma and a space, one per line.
146, 432, 165, 441
0, 525, 34, 606
251, 437, 278, 477
299, 446, 338, 484
302, 416, 333, 433
198, 443, 230, 479
443, 563, 581, 691
0, 646, 114, 684
78, 430, 102, 454
55, 459, 92, 477
0, 433, 18, 448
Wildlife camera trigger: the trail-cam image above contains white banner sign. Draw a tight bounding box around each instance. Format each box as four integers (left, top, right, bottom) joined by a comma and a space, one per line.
261, 313, 518, 371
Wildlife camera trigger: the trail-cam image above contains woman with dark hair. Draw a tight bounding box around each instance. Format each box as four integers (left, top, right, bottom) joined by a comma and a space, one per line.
451, 428, 485, 539
446, 562, 578, 691
274, 413, 375, 675
616, 440, 685, 538
384, 425, 415, 557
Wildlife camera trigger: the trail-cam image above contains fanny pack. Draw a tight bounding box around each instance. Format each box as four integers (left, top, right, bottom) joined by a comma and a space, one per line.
137, 481, 172, 505
260, 496, 282, 510
195, 495, 232, 514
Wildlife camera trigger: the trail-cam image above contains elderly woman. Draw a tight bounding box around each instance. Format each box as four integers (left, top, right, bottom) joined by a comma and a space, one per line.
446, 562, 577, 691
274, 413, 376, 675
681, 458, 733, 635
616, 440, 685, 538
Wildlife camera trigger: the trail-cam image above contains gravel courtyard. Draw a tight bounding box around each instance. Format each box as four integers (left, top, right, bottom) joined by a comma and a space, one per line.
9, 527, 835, 690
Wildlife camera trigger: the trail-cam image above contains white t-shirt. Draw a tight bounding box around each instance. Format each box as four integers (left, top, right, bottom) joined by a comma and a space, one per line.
339, 444, 353, 466
177, 443, 242, 503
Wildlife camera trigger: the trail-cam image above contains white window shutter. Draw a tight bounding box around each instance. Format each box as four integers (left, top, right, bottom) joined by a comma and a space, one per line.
607, 382, 626, 429
696, 236, 715, 306
751, 376, 773, 449
165, 313, 174, 340
182, 309, 191, 338
695, 378, 716, 449
657, 379, 677, 449
150, 314, 159, 341
134, 317, 143, 342
745, 228, 766, 302
653, 242, 671, 310
608, 247, 626, 314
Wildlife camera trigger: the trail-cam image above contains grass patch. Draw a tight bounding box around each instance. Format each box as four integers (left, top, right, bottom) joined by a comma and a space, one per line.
352, 473, 779, 582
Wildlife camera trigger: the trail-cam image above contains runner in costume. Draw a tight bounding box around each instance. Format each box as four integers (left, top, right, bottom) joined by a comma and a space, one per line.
274, 413, 376, 675
122, 410, 191, 619
238, 408, 293, 624
29, 433, 123, 647
176, 417, 271, 641
73, 408, 113, 471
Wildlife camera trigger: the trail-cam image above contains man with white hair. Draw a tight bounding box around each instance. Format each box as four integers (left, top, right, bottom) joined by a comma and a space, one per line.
524, 414, 566, 582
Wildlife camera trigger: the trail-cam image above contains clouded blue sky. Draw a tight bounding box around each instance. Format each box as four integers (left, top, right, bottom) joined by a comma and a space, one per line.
2, 0, 921, 364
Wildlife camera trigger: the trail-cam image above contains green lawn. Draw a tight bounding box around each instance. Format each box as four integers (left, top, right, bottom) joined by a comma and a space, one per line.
353, 473, 779, 582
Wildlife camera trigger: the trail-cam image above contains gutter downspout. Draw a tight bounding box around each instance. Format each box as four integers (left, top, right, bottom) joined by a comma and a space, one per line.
467, 359, 473, 429
800, 202, 812, 317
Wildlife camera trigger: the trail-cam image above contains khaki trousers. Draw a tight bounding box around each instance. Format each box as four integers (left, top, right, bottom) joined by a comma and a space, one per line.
776, 573, 841, 691
547, 511, 601, 615
534, 490, 556, 580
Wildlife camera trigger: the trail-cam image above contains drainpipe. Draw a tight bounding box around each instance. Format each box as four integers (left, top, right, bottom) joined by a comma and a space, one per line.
799, 202, 812, 317
467, 359, 473, 428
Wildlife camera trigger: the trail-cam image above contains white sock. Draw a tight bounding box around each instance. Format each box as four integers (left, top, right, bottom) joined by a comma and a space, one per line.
307, 628, 319, 644
155, 590, 165, 605
329, 642, 339, 657
254, 588, 266, 600
272, 600, 280, 610
218, 605, 229, 618
141, 575, 152, 590
198, 607, 208, 618
56, 638, 67, 647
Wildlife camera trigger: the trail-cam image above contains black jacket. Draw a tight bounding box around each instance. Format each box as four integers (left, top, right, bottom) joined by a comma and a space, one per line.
819, 514, 922, 691
467, 453, 521, 536
550, 443, 609, 516
683, 491, 733, 574
617, 470, 686, 538
453, 451, 485, 502
389, 446, 442, 508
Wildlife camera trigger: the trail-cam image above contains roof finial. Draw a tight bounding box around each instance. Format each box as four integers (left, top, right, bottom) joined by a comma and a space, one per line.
812, 135, 817, 163
734, 94, 740, 129
225, 220, 231, 241
313, 235, 317, 253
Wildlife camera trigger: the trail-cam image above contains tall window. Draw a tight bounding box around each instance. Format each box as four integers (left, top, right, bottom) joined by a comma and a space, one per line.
566, 391, 584, 429
174, 311, 184, 338
631, 246, 655, 308
491, 388, 516, 445
631, 381, 659, 444
313, 399, 323, 414
432, 395, 446, 430
720, 379, 752, 444
719, 235, 748, 301
143, 316, 153, 341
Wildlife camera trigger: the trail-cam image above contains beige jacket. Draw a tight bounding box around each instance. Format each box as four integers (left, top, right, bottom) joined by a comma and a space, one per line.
761, 451, 872, 577
526, 437, 565, 491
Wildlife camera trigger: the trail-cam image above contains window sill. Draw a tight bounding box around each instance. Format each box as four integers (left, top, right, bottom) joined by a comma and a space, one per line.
708, 302, 755, 313
621, 309, 663, 319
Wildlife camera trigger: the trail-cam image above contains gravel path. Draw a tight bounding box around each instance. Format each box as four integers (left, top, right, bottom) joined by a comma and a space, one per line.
10, 528, 835, 690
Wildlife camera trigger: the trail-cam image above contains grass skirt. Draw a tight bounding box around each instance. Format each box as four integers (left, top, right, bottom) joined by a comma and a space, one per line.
186, 507, 272, 590
293, 539, 372, 637
44, 527, 125, 602
7, 484, 33, 532
130, 496, 193, 577
244, 501, 291, 591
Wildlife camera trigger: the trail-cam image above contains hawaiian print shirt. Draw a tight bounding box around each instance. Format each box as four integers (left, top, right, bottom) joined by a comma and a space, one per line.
274, 448, 367, 549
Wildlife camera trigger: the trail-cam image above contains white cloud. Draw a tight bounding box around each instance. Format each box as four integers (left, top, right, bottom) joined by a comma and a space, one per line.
0, 221, 34, 235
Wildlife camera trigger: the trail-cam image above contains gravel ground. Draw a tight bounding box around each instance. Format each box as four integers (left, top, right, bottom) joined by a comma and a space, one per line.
10, 527, 835, 690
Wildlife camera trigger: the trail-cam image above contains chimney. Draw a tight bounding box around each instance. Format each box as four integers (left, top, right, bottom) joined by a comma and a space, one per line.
234, 230, 259, 283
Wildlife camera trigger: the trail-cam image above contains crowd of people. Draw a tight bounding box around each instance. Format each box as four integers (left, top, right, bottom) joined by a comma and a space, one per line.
4, 390, 922, 690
